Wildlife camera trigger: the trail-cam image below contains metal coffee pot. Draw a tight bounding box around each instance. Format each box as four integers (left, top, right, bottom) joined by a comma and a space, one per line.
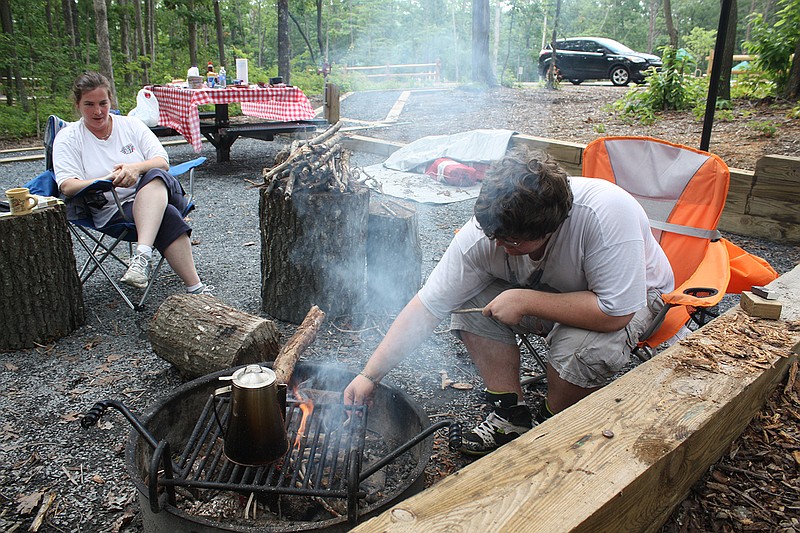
214, 365, 289, 466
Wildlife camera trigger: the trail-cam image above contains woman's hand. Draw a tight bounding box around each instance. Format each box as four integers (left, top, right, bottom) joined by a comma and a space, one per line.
343, 374, 376, 407
110, 163, 141, 188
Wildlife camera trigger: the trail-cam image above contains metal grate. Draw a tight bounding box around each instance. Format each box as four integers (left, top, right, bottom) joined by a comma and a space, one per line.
149, 394, 369, 522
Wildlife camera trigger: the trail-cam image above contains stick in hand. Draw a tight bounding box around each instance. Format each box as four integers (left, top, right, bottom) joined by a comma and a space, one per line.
451, 307, 485, 314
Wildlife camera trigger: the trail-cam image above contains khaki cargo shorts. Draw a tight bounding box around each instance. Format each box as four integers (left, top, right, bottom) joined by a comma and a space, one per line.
450, 279, 663, 389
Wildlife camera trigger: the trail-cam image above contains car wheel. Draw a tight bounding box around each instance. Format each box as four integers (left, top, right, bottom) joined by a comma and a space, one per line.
610, 66, 630, 86
569, 79, 583, 85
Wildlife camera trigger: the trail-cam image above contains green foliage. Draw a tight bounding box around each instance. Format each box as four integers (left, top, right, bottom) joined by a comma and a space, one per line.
0, 97, 75, 139
683, 28, 716, 73
606, 47, 706, 124
789, 105, 800, 119
593, 123, 606, 134
731, 70, 777, 99
748, 120, 778, 137
744, 0, 800, 96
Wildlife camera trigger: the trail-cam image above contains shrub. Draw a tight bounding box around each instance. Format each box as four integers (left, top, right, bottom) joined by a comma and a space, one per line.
606, 46, 705, 124
748, 120, 778, 137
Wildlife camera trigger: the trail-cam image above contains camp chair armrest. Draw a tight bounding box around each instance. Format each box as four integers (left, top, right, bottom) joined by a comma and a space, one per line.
72, 179, 131, 223
661, 239, 730, 308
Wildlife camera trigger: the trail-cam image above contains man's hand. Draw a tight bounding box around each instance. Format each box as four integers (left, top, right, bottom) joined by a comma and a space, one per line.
483, 288, 531, 325
343, 374, 376, 407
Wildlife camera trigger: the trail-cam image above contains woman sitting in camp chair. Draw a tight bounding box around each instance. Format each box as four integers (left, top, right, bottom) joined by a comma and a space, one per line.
53, 71, 211, 295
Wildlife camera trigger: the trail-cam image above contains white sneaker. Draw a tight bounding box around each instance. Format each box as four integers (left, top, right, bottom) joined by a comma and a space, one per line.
188, 283, 214, 295
120, 253, 151, 289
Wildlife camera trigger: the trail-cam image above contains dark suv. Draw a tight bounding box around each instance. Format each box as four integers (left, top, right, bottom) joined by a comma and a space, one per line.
538, 37, 662, 86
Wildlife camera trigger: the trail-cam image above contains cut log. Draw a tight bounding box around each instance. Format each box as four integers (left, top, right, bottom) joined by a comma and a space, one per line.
273, 305, 326, 385
148, 294, 281, 380
0, 205, 84, 351
367, 198, 421, 315
259, 186, 370, 324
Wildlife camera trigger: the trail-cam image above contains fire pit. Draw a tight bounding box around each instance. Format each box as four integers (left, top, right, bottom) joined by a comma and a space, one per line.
82, 362, 460, 532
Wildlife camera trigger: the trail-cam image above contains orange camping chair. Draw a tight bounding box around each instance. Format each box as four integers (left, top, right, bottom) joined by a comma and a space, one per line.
582, 136, 777, 358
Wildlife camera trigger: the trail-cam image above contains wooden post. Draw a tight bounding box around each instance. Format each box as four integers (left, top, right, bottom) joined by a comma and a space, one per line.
0, 205, 84, 351
324, 82, 340, 124
148, 294, 281, 380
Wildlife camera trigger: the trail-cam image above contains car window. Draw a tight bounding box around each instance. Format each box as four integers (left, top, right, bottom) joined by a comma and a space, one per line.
557, 41, 579, 51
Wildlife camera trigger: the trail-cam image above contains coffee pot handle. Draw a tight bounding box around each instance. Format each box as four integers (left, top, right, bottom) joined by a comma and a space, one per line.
211, 386, 232, 437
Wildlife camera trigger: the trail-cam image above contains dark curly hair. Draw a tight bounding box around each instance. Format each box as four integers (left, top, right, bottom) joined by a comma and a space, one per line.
71, 71, 113, 106
474, 147, 573, 241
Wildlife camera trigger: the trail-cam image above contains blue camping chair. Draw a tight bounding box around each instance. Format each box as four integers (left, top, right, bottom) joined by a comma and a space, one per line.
27, 114, 206, 311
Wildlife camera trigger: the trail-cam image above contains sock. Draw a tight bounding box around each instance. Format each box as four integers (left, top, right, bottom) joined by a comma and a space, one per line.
535, 399, 555, 423
186, 282, 204, 293
136, 244, 153, 259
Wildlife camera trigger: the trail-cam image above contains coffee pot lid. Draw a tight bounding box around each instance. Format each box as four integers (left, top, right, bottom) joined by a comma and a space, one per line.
231, 365, 276, 388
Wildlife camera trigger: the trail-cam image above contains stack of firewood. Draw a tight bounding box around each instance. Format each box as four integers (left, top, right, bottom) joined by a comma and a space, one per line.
257, 123, 355, 199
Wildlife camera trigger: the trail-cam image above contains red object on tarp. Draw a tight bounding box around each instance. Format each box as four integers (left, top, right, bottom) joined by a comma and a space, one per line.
425, 158, 484, 186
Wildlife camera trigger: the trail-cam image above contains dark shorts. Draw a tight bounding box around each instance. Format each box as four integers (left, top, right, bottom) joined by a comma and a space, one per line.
102, 168, 193, 253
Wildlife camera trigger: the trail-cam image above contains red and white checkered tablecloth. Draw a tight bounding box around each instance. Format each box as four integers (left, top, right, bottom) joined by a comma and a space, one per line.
148, 85, 317, 152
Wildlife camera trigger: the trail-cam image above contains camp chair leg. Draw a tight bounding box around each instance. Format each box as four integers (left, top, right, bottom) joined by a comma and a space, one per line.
137, 255, 167, 309
77, 230, 131, 282
518, 334, 547, 387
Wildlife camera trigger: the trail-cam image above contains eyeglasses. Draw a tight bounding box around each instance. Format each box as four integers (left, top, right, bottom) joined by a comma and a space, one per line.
495, 237, 522, 247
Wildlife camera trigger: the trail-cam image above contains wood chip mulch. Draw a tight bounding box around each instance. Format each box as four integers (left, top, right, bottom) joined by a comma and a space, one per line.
661, 360, 800, 532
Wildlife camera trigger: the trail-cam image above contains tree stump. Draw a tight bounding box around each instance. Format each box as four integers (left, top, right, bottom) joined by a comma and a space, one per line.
0, 206, 84, 351
148, 294, 281, 380
259, 187, 370, 324
367, 199, 422, 315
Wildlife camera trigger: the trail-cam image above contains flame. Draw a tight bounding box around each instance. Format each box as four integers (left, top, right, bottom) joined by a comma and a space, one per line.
292, 388, 314, 451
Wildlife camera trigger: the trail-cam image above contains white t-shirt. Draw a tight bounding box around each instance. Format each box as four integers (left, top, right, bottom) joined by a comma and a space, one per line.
418, 176, 674, 320
53, 115, 169, 227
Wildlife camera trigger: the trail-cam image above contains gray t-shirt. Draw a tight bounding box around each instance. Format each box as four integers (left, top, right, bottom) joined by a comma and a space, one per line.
418, 176, 674, 320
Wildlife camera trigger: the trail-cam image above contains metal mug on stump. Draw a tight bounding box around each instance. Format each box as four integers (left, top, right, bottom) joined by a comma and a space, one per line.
214, 364, 289, 466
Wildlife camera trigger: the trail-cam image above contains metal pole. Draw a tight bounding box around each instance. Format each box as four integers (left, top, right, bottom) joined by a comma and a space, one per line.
700, 0, 733, 151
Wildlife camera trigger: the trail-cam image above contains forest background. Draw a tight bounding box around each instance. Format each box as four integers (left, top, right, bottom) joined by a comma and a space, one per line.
0, 0, 798, 140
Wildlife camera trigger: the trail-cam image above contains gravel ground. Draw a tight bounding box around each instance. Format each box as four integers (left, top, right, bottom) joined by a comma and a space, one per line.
1, 87, 799, 532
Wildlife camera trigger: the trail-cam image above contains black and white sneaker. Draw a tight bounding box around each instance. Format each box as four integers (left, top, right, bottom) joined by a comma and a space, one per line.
460, 391, 534, 456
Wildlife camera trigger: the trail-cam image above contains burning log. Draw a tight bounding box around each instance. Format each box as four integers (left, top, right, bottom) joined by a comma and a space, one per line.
148, 294, 281, 380
273, 305, 326, 385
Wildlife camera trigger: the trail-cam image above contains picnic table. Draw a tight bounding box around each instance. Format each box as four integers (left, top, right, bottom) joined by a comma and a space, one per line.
148, 84, 326, 162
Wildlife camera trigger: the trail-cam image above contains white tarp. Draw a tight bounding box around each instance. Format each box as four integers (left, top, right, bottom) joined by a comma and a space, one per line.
365, 129, 515, 204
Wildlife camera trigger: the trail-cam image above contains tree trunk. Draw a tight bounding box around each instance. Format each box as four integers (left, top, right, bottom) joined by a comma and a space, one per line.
93, 0, 117, 107
188, 0, 198, 70
277, 0, 291, 84
782, 36, 800, 100
61, 0, 78, 60
316, 0, 323, 59
133, 0, 146, 83
0, 0, 13, 106
148, 294, 281, 380
147, 0, 155, 74
214, 0, 225, 68
0, 206, 85, 351
259, 187, 370, 324
119, 0, 133, 85
718, 0, 737, 101
663, 0, 678, 48
471, 0, 496, 86
0, 0, 27, 111
647, 0, 660, 53
366, 199, 422, 316
546, 0, 562, 89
